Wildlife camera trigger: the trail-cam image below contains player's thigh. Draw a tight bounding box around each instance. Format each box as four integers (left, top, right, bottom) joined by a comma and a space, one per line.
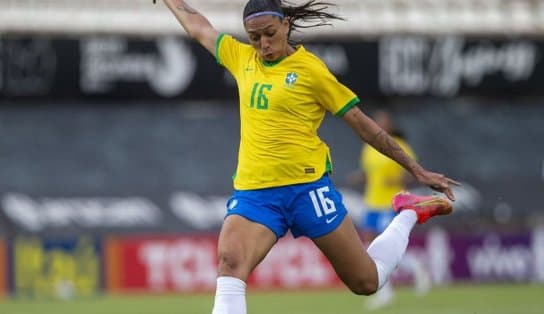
217, 214, 277, 280
312, 215, 378, 289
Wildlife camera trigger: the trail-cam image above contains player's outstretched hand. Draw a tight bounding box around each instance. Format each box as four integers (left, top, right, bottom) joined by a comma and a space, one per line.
414, 170, 461, 201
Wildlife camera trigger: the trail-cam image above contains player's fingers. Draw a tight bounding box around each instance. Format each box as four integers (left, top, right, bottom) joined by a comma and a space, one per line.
430, 183, 455, 201
447, 177, 462, 186
443, 187, 455, 201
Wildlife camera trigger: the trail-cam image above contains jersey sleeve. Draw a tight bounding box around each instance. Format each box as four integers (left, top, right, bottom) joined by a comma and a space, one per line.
215, 33, 245, 77
311, 63, 360, 117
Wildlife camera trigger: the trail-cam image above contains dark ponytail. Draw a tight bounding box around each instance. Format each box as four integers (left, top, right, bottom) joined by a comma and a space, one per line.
243, 0, 343, 39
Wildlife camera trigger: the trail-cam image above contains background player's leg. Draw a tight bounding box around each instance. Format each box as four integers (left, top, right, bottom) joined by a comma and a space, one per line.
398, 252, 431, 296
212, 215, 277, 314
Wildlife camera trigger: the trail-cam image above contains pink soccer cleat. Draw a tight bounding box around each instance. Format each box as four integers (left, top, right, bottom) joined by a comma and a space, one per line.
392, 191, 453, 224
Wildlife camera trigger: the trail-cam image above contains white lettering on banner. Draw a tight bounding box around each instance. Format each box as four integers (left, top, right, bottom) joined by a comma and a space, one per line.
139, 240, 216, 291
533, 226, 544, 283
3, 39, 56, 96
305, 45, 349, 75
338, 188, 364, 223
1, 193, 161, 231
380, 36, 538, 96
80, 37, 196, 97
426, 227, 453, 285
467, 234, 533, 281
170, 192, 227, 230
253, 238, 336, 288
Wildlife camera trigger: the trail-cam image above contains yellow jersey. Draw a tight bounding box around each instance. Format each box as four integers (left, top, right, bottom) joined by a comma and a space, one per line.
216, 34, 359, 190
361, 136, 416, 209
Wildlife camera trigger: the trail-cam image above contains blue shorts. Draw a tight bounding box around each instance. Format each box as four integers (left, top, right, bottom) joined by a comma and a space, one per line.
361, 208, 396, 234
225, 174, 347, 239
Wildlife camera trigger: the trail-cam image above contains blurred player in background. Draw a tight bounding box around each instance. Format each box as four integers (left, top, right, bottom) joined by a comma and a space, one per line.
350, 109, 431, 310
161, 0, 460, 313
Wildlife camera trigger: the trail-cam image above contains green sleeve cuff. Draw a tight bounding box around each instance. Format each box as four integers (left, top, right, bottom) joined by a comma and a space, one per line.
335, 97, 360, 117
215, 33, 227, 65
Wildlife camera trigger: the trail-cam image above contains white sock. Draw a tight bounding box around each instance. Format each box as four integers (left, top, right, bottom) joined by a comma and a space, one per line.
367, 210, 417, 289
211, 276, 247, 314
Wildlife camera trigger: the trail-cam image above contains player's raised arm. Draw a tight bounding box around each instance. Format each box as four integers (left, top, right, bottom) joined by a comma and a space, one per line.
342, 106, 461, 201
162, 0, 220, 56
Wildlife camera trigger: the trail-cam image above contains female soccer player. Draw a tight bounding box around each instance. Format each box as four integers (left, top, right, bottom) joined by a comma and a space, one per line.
161, 1, 460, 313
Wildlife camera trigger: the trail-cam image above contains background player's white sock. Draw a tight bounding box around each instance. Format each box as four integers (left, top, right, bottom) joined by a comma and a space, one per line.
211, 276, 247, 314
366, 281, 394, 310
367, 210, 417, 289
398, 252, 431, 295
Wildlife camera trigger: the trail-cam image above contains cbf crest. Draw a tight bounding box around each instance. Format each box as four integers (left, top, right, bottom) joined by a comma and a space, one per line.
284, 72, 298, 88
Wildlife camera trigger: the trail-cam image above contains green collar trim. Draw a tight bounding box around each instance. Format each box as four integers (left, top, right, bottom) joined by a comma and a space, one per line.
261, 45, 302, 67
262, 55, 286, 67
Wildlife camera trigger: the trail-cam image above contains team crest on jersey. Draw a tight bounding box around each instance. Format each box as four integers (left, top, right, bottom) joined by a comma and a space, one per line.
284, 72, 298, 87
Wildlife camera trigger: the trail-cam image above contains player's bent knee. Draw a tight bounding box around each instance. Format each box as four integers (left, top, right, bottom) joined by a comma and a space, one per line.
217, 250, 246, 278
217, 251, 241, 272
346, 279, 378, 296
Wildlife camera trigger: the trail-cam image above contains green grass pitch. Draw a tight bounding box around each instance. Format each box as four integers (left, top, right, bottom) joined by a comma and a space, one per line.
1, 284, 542, 314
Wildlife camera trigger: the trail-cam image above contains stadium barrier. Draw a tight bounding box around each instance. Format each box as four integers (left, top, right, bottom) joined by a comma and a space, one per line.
3, 227, 544, 297
0, 34, 543, 101
9, 237, 101, 299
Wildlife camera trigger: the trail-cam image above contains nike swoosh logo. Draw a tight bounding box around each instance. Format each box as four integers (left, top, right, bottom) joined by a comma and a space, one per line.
326, 214, 339, 224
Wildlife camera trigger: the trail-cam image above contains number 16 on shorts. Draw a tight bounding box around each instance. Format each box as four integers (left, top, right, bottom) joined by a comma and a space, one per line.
309, 186, 337, 218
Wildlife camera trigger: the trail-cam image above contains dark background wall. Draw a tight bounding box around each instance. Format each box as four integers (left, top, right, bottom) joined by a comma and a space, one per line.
1, 35, 543, 235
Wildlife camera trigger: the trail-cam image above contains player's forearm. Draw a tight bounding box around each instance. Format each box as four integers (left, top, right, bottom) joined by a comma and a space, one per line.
163, 0, 213, 40
369, 129, 424, 178
344, 107, 425, 179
